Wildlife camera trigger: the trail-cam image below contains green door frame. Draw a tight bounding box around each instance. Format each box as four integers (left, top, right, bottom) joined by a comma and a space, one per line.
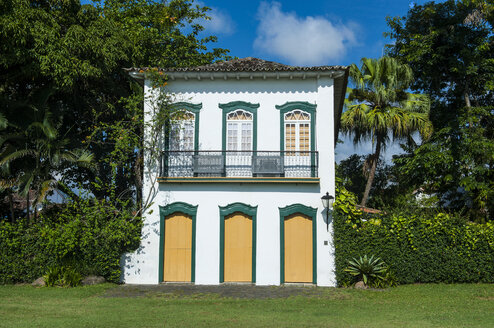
279, 204, 318, 284
159, 202, 198, 283
219, 202, 258, 283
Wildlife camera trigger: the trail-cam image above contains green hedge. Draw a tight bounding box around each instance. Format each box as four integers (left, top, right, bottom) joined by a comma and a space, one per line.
0, 199, 143, 284
334, 186, 494, 286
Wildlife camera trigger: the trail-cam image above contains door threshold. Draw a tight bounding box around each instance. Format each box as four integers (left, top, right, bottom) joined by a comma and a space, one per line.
282, 282, 316, 287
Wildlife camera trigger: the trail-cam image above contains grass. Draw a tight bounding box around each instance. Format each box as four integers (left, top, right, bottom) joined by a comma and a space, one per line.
0, 284, 493, 327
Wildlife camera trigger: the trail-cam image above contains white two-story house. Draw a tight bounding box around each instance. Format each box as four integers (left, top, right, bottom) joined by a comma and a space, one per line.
123, 57, 348, 286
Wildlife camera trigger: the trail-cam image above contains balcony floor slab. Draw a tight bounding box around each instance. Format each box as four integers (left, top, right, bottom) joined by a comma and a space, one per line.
157, 177, 320, 184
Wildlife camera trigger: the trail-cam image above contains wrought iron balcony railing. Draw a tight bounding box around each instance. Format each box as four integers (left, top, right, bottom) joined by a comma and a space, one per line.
160, 151, 318, 178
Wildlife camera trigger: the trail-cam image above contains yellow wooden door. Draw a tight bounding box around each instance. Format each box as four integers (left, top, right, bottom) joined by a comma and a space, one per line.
224, 213, 252, 282
284, 213, 312, 283
164, 213, 192, 282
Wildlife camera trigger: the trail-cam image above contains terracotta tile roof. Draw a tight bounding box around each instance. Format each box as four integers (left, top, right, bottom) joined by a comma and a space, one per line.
126, 57, 348, 73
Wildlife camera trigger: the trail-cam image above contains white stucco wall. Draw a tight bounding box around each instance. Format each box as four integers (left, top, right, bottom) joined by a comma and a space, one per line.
122, 75, 336, 286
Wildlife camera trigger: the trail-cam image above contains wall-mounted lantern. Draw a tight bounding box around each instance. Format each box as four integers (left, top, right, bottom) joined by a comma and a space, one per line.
321, 192, 335, 231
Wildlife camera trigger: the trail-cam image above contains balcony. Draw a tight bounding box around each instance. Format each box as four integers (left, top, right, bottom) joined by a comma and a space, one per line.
159, 151, 319, 183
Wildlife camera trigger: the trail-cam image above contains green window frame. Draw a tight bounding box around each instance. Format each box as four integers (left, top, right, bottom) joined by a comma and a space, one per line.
165, 102, 202, 152
159, 202, 198, 283
219, 202, 258, 283
276, 102, 317, 177
279, 203, 318, 284
219, 101, 259, 152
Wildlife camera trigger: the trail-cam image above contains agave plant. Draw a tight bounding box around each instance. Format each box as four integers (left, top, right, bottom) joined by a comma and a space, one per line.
344, 255, 387, 286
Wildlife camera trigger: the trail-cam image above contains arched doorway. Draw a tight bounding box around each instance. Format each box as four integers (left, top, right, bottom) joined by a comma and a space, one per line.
159, 202, 197, 283
224, 212, 252, 282
219, 203, 257, 283
163, 213, 192, 282
279, 204, 317, 284
284, 213, 313, 282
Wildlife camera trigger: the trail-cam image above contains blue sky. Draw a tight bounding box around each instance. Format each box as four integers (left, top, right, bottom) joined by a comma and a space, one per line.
200, 0, 419, 67
200, 0, 431, 162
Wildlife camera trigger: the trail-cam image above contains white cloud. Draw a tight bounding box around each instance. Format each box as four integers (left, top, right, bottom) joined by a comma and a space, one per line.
254, 2, 358, 66
197, 2, 235, 36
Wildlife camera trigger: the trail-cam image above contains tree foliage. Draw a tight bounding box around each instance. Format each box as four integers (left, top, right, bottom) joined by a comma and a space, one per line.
386, 0, 494, 221
386, 0, 494, 125
336, 154, 398, 209
0, 0, 229, 220
394, 107, 494, 221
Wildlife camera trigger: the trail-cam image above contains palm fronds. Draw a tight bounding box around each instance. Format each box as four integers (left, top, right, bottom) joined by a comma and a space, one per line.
0, 86, 95, 209
341, 56, 432, 206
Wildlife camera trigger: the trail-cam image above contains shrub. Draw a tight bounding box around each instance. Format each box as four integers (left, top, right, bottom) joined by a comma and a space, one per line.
44, 266, 82, 287
0, 220, 54, 284
375, 267, 399, 288
0, 198, 143, 284
334, 185, 494, 286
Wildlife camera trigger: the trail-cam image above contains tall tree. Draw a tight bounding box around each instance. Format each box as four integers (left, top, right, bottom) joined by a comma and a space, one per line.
0, 0, 230, 218
386, 0, 494, 128
386, 0, 494, 221
341, 57, 432, 207
393, 107, 494, 221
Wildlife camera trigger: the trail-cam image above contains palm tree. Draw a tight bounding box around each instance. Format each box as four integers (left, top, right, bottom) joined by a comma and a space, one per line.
1, 131, 94, 215
0, 87, 95, 220
341, 57, 432, 207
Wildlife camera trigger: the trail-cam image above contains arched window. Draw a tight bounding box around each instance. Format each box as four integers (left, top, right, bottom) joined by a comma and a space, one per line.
284, 110, 310, 153
167, 102, 201, 152
226, 109, 253, 151
170, 111, 195, 151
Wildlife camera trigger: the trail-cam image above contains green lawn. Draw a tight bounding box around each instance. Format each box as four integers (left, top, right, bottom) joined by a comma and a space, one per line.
0, 284, 492, 328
